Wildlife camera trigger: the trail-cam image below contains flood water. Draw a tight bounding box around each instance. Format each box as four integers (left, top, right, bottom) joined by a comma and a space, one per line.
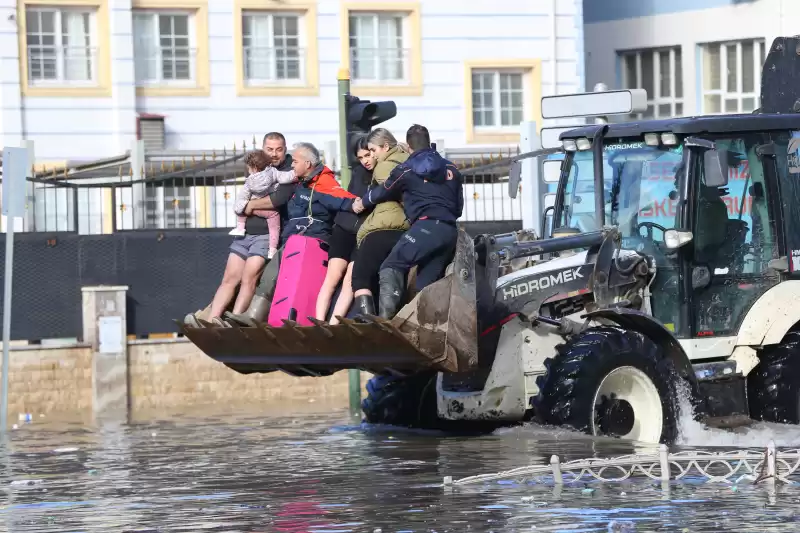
4, 405, 800, 532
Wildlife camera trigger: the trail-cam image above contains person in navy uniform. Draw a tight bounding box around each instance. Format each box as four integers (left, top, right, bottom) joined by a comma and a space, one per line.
353, 124, 464, 319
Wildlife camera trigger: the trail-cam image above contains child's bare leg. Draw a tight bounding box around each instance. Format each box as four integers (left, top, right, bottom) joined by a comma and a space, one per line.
329, 261, 355, 325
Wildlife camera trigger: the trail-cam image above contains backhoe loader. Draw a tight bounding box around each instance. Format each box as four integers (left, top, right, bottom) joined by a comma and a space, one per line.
182, 36, 800, 444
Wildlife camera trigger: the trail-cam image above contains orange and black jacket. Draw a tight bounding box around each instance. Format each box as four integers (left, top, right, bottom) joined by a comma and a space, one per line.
280, 165, 356, 244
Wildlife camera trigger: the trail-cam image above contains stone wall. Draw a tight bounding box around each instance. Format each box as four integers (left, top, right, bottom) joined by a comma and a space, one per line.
1, 345, 93, 419
1, 340, 372, 420
128, 339, 372, 412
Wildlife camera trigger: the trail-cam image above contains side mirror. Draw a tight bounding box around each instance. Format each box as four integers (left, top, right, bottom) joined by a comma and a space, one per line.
703, 149, 729, 187
508, 160, 522, 199
541, 205, 555, 239
691, 265, 711, 290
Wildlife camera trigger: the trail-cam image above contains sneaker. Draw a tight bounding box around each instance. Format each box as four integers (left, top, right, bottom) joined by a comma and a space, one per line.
229, 227, 246, 236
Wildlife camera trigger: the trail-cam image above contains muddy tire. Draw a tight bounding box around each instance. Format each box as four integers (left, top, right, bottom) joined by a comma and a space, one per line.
361, 372, 440, 429
532, 326, 681, 444
748, 331, 800, 424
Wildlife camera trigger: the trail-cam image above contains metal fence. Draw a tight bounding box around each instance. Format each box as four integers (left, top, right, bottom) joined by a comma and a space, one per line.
2, 143, 524, 235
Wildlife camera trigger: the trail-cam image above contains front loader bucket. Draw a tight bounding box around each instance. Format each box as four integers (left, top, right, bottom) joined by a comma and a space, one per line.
181, 229, 479, 378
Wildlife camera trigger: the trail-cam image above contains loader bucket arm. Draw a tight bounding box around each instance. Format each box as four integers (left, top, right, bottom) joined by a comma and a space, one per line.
180, 229, 478, 377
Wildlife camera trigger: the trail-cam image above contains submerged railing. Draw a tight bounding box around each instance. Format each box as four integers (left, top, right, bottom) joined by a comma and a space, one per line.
444, 441, 800, 487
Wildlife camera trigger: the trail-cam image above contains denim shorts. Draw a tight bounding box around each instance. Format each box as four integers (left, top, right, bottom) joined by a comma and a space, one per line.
230, 234, 270, 260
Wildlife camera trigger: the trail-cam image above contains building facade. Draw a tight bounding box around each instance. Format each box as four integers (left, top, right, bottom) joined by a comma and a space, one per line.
584, 0, 799, 119
1, 0, 586, 165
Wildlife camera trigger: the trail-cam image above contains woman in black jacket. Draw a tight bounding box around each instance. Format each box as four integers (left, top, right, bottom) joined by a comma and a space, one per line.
315, 135, 375, 324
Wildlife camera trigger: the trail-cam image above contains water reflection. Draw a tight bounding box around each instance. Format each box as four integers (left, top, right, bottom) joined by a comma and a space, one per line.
1, 409, 800, 532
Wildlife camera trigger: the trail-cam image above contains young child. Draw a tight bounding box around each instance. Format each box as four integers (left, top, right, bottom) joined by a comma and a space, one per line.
230, 150, 297, 259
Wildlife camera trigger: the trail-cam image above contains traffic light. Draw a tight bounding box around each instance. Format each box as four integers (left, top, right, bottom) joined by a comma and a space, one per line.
344, 95, 397, 169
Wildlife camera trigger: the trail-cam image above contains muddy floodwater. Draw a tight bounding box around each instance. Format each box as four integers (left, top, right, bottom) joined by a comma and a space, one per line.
3, 405, 800, 532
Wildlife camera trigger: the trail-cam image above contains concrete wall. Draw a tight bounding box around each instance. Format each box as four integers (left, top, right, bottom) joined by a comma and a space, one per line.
2, 339, 370, 420
584, 0, 800, 116
2, 0, 585, 162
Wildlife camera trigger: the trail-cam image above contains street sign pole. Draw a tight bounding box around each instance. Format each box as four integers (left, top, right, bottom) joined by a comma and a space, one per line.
1, 196, 12, 432
1, 146, 29, 432
337, 69, 352, 190
337, 68, 360, 416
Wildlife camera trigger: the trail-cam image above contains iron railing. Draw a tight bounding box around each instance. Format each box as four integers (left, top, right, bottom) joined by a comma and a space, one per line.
0, 142, 533, 233
243, 46, 306, 84
349, 47, 410, 84
27, 45, 97, 84
134, 45, 197, 85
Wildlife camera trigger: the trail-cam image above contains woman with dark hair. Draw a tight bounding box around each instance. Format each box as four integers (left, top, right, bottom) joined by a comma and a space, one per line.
349, 128, 409, 317
314, 135, 376, 324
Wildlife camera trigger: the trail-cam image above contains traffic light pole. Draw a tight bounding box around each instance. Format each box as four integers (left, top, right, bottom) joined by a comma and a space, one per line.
337, 68, 360, 415
337, 69, 352, 190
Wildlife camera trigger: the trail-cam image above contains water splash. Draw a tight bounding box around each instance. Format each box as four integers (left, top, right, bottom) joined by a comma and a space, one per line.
675, 379, 800, 448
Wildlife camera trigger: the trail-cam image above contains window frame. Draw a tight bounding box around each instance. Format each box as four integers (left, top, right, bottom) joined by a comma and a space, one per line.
348, 11, 410, 86
464, 60, 542, 145
700, 38, 766, 115
18, 0, 111, 97
619, 46, 684, 119
25, 6, 98, 86
130, 0, 209, 97
339, 2, 422, 97
132, 9, 198, 88
233, 0, 319, 97
241, 10, 307, 86
470, 69, 527, 132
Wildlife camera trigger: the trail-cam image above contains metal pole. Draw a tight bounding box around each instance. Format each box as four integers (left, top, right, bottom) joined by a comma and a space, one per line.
337, 68, 352, 190
337, 68, 360, 415
2, 203, 15, 432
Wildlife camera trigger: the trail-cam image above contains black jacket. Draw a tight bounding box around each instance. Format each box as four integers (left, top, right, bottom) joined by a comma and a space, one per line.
333, 163, 373, 234
362, 148, 464, 225
244, 154, 295, 235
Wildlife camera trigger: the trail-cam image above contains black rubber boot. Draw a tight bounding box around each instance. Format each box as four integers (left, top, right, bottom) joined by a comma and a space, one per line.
378, 268, 405, 319
355, 294, 376, 318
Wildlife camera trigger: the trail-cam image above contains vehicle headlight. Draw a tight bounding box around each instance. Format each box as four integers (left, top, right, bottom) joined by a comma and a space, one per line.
661, 133, 678, 146
576, 138, 592, 151
562, 139, 578, 152
644, 133, 659, 146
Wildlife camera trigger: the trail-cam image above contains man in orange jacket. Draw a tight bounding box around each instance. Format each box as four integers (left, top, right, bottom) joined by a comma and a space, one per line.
227, 142, 357, 324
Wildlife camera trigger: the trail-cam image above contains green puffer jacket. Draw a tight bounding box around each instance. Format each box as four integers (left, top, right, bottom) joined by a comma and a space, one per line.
356, 144, 410, 246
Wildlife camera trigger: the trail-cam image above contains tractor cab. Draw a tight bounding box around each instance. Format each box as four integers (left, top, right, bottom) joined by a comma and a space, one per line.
552, 116, 800, 349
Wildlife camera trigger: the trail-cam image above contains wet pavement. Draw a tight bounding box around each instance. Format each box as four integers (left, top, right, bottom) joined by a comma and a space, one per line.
3, 407, 800, 532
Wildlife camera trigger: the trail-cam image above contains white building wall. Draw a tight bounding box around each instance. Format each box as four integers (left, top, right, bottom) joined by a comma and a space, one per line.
3, 0, 585, 163
584, 0, 800, 117
0, 0, 25, 148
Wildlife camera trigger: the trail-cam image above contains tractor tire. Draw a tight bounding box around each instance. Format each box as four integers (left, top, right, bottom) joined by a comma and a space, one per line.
361, 372, 440, 429
361, 372, 506, 434
532, 326, 682, 444
748, 331, 800, 424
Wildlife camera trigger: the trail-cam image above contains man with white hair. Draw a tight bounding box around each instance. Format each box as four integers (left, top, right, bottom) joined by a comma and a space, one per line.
226, 141, 358, 325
